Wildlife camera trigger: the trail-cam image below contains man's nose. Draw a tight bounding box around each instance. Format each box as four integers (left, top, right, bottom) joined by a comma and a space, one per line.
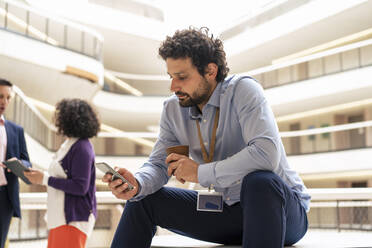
170, 79, 181, 92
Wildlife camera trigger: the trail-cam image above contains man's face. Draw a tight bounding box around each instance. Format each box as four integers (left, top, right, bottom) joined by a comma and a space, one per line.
0, 85, 12, 116
167, 57, 213, 108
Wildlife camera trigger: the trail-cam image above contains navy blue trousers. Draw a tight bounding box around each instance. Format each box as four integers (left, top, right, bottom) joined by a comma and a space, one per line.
0, 187, 13, 248
111, 171, 308, 248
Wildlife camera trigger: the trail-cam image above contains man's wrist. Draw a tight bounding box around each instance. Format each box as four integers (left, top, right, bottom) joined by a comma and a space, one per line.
134, 179, 141, 197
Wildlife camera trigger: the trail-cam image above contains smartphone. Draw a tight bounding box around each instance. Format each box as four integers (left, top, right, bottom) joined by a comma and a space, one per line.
95, 162, 134, 191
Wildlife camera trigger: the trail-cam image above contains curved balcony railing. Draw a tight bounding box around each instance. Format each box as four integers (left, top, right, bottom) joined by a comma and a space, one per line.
6, 85, 154, 156
280, 120, 372, 155
243, 37, 372, 89
5, 85, 372, 157
102, 35, 372, 96
308, 188, 372, 231
8, 188, 372, 243
7, 86, 63, 152
0, 0, 103, 60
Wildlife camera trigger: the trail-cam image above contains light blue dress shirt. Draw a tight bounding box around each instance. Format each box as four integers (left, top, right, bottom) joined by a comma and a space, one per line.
133, 75, 310, 211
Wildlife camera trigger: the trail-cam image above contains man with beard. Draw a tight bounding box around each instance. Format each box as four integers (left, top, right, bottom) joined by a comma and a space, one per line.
103, 27, 310, 248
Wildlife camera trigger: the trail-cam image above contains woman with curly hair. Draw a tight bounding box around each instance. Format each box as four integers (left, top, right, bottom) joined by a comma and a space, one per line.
25, 98, 100, 248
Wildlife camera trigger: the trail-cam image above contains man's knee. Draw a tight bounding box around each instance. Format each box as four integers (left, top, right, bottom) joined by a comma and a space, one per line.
242, 170, 277, 189
241, 170, 283, 202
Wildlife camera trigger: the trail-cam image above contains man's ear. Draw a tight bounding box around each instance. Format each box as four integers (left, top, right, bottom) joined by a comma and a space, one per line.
205, 63, 218, 80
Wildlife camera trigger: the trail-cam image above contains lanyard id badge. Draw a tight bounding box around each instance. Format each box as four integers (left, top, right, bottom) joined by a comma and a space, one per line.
196, 108, 223, 212
197, 191, 223, 212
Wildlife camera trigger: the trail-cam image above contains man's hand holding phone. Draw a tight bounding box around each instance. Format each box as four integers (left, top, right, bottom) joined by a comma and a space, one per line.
101, 166, 139, 200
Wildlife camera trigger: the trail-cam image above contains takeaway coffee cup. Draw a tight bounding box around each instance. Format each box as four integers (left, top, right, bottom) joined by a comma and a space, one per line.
166, 145, 189, 182
166, 145, 189, 157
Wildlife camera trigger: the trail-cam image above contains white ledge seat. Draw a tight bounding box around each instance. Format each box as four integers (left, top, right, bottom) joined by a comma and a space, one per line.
151, 235, 296, 247
151, 228, 372, 248
151, 235, 237, 247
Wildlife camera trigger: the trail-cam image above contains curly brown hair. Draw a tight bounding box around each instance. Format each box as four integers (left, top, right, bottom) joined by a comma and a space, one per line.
54, 99, 100, 138
158, 27, 229, 83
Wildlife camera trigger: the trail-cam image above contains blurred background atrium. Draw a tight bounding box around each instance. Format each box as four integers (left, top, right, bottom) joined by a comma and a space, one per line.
1, 0, 372, 247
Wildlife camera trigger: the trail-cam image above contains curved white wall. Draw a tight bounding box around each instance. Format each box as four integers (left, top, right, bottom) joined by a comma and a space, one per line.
93, 90, 165, 131
0, 29, 103, 104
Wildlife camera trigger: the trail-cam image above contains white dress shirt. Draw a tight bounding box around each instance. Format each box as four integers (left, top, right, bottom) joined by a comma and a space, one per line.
133, 76, 310, 211
0, 115, 8, 186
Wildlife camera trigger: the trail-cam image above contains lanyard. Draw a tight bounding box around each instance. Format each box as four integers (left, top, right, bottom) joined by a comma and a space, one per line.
195, 108, 220, 163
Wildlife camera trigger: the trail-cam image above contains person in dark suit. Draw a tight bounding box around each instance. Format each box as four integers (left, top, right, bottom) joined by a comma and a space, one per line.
0, 79, 31, 248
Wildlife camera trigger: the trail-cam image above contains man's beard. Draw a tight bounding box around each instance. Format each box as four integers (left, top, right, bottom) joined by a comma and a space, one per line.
176, 78, 212, 108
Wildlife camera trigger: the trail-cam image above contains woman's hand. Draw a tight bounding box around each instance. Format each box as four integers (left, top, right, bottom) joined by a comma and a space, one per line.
24, 169, 44, 185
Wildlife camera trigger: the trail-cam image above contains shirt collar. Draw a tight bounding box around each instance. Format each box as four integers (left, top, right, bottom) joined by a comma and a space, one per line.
189, 82, 222, 119
0, 115, 5, 125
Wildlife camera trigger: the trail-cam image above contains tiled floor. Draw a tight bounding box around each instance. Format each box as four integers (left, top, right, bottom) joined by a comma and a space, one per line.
8, 229, 372, 248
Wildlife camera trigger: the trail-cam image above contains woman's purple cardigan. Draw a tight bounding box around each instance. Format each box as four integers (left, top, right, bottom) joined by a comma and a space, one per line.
47, 138, 97, 223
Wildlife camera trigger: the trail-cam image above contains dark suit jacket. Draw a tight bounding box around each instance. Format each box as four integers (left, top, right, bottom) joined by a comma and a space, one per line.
4, 120, 31, 218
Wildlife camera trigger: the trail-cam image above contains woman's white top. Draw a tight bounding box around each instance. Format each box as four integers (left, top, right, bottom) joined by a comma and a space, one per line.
43, 138, 95, 236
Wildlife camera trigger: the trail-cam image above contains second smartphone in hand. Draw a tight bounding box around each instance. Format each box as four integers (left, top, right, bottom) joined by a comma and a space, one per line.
95, 162, 134, 191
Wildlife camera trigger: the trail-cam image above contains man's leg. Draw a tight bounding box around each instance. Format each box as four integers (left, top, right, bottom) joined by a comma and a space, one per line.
240, 171, 308, 248
111, 187, 243, 248
0, 188, 13, 248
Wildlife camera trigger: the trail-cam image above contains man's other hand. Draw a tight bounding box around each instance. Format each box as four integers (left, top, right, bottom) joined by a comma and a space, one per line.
166, 153, 199, 183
